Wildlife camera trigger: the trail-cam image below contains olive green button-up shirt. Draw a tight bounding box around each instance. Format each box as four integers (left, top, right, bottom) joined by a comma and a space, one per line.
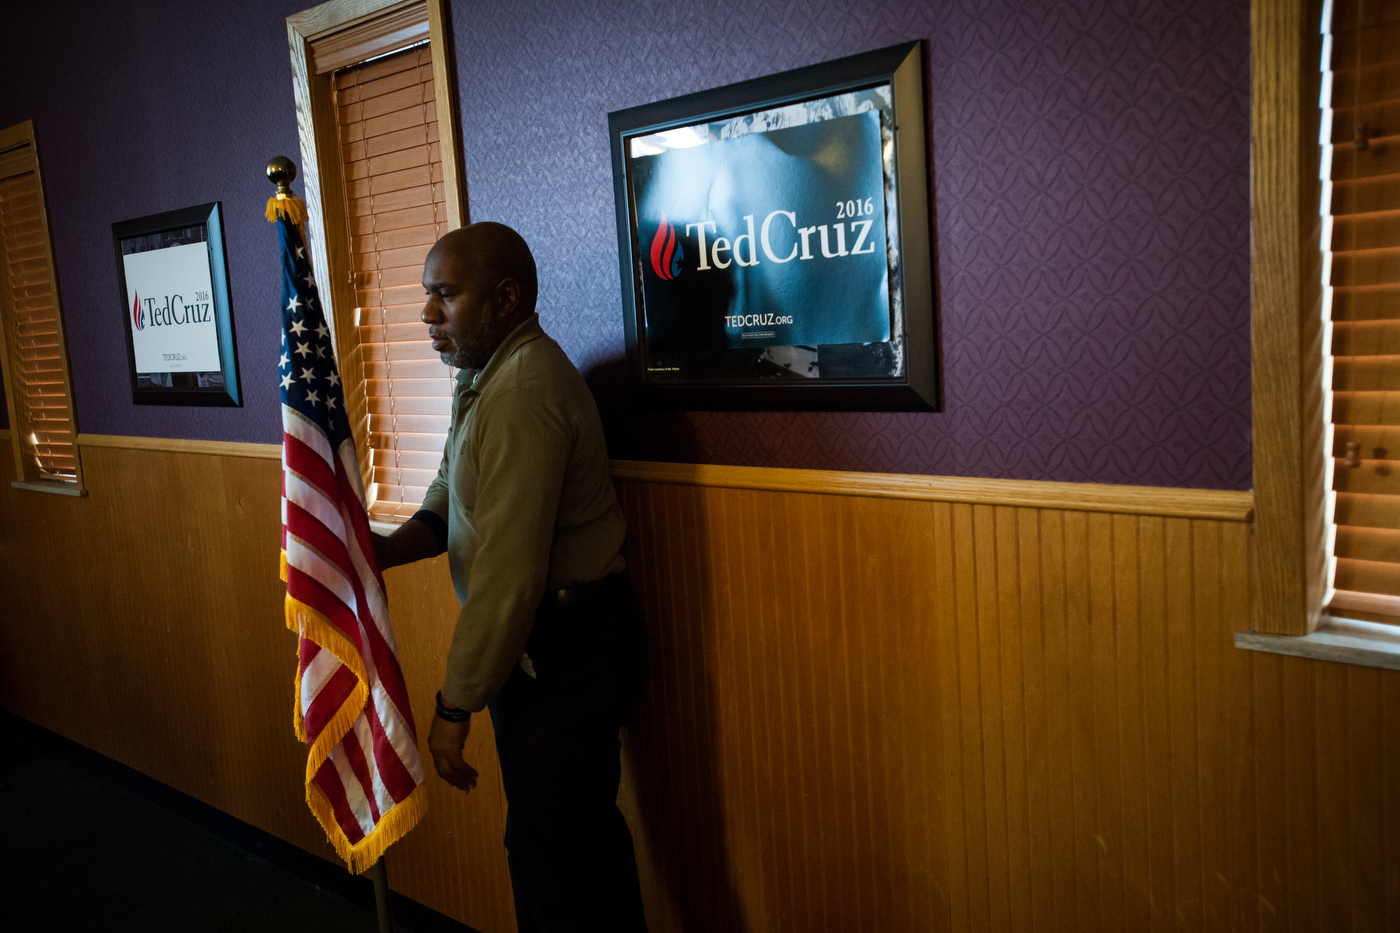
420, 314, 626, 712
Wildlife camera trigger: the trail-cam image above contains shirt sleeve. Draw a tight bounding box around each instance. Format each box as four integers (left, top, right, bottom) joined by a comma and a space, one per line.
438, 385, 570, 711
419, 440, 451, 521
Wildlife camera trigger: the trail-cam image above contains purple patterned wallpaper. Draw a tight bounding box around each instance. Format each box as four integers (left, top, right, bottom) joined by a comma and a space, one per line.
1, 0, 1252, 489
0, 0, 305, 443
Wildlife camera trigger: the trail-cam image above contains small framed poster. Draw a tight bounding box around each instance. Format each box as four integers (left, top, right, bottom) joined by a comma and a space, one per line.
112, 202, 240, 406
607, 41, 938, 411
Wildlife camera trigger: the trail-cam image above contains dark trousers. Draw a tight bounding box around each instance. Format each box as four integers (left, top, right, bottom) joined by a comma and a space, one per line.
487, 578, 649, 933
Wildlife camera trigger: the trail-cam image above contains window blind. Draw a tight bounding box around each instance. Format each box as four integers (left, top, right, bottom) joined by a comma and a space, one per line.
1323, 0, 1400, 620
332, 43, 454, 521
311, 2, 428, 75
0, 139, 79, 484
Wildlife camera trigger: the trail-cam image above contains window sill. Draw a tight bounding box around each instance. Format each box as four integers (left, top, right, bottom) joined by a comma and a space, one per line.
1235, 617, 1400, 672
11, 479, 87, 497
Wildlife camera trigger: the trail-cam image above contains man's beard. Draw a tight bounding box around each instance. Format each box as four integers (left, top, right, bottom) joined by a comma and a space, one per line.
440, 296, 501, 370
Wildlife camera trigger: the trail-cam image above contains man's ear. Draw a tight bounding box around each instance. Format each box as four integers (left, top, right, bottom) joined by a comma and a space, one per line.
494, 278, 521, 319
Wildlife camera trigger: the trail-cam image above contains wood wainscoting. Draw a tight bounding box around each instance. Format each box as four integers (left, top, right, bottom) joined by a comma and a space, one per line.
2, 438, 1397, 932
0, 439, 516, 933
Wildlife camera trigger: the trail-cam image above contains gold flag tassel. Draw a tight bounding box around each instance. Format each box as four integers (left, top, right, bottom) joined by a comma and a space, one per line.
285, 585, 429, 873
310, 775, 429, 874
265, 155, 308, 226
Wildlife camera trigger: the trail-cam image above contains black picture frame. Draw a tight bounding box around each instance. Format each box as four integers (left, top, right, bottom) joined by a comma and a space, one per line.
607, 40, 937, 412
111, 202, 240, 407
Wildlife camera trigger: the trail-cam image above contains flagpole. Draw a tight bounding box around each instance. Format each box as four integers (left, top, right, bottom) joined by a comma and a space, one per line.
267, 155, 402, 933
372, 856, 396, 933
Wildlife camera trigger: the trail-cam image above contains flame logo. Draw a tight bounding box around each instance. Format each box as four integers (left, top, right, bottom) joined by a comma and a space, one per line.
649, 212, 683, 280
131, 291, 143, 331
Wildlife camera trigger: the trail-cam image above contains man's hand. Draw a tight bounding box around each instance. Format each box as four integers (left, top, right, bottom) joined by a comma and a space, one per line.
428, 709, 479, 792
372, 518, 443, 573
370, 532, 395, 573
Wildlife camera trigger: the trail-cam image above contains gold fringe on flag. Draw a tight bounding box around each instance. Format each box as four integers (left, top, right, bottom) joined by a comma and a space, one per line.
292, 647, 308, 744
283, 585, 426, 872
310, 775, 430, 874
284, 593, 369, 786
266, 192, 308, 226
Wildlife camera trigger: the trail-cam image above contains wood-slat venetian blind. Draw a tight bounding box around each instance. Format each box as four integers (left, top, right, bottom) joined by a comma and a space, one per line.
0, 129, 80, 486
331, 43, 453, 521
1323, 0, 1400, 620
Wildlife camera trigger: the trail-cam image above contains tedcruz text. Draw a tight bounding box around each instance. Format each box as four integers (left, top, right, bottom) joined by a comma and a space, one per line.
682, 206, 879, 273
138, 291, 212, 329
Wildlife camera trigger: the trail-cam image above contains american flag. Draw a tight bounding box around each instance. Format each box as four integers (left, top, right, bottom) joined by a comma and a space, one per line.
275, 211, 426, 872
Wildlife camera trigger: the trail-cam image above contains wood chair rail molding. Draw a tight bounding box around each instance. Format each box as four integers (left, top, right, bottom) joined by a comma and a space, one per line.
611, 460, 1254, 520
75, 434, 283, 461
50, 436, 1258, 519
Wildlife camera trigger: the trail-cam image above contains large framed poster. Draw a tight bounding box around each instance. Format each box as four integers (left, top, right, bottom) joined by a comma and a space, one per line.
111, 202, 240, 406
608, 41, 937, 411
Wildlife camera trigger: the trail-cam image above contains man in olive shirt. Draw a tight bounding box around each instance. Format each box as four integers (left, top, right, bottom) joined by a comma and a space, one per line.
373, 223, 647, 933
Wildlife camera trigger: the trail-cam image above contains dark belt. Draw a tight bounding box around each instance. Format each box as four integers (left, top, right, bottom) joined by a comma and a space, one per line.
541, 571, 628, 608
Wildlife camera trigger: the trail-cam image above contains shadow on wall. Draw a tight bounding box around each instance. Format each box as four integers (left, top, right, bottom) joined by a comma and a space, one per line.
583, 354, 701, 466
590, 369, 747, 931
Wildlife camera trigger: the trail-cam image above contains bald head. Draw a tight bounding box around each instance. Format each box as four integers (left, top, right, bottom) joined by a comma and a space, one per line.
421, 222, 540, 370
428, 222, 538, 316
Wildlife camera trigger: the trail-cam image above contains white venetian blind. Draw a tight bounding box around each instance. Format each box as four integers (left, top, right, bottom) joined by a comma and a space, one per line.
332, 43, 454, 521
1322, 0, 1400, 620
0, 133, 80, 486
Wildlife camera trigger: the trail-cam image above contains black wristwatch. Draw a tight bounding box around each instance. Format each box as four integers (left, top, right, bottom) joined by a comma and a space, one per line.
435, 691, 470, 722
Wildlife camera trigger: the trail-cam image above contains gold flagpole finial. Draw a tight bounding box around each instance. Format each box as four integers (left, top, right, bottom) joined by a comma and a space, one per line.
267, 156, 297, 197
265, 156, 308, 225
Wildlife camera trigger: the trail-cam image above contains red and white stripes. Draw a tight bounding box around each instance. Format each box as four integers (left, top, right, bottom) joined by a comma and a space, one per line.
282, 402, 425, 871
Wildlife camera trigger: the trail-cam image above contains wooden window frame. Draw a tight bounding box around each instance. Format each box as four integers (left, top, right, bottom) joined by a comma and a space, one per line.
286, 0, 466, 503
1251, 0, 1400, 636
0, 119, 85, 496
1252, 0, 1328, 635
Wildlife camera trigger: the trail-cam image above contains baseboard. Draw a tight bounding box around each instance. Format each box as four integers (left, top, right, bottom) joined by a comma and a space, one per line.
1, 711, 480, 933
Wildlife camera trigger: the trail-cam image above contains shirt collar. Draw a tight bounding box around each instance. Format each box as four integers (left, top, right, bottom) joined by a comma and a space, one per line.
458, 313, 543, 393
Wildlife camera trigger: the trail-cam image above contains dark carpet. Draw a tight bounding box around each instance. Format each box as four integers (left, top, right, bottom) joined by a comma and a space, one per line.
0, 715, 473, 933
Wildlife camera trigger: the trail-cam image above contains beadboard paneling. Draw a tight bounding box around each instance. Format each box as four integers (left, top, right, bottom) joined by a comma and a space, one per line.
611, 476, 1398, 933
0, 442, 516, 933
3, 439, 1397, 932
